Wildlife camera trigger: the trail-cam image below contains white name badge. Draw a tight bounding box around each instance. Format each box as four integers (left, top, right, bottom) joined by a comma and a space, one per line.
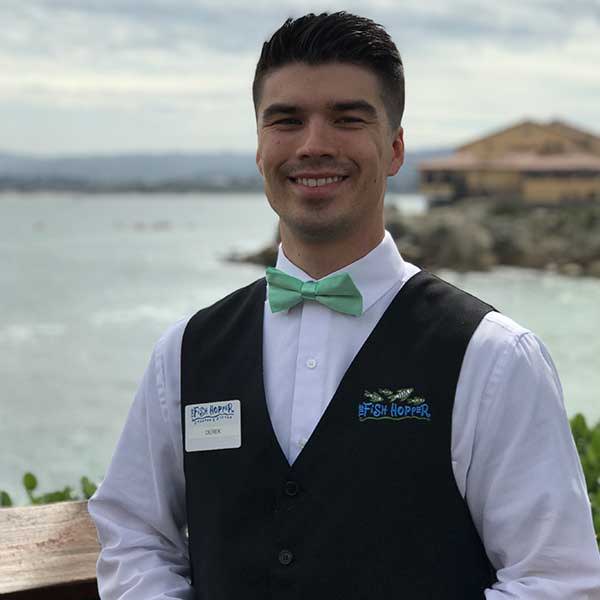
185, 400, 241, 452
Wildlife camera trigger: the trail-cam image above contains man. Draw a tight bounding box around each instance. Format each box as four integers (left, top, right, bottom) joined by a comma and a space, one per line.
88, 11, 600, 599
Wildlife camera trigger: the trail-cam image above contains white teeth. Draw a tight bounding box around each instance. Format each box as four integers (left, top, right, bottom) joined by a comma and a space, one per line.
295, 176, 345, 187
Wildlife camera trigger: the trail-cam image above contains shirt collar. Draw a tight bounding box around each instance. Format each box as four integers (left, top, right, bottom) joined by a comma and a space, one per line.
273, 230, 406, 314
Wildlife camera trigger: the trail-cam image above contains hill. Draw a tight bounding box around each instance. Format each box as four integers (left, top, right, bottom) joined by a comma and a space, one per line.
0, 149, 447, 193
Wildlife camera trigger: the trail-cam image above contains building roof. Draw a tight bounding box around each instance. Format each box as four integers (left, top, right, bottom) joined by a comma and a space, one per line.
420, 151, 600, 173
456, 119, 600, 155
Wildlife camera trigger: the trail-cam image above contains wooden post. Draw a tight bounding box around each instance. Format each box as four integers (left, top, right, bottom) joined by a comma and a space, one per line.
0, 500, 99, 598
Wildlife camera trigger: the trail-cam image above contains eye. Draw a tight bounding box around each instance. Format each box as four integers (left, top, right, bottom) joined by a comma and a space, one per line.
273, 118, 301, 125
338, 117, 364, 124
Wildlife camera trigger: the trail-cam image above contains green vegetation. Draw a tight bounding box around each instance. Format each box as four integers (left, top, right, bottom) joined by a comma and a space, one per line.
0, 473, 97, 507
570, 414, 600, 543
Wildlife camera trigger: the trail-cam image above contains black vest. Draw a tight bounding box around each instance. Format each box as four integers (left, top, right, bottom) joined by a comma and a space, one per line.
181, 271, 497, 599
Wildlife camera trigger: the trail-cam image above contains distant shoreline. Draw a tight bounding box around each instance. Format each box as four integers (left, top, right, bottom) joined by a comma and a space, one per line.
0, 148, 438, 195
0, 182, 265, 195
0, 182, 419, 195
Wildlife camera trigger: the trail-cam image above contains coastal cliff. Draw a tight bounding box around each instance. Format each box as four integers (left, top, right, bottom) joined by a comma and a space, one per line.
232, 200, 600, 279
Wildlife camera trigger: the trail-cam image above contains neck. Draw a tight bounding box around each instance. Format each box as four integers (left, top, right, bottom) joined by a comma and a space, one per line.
280, 225, 385, 280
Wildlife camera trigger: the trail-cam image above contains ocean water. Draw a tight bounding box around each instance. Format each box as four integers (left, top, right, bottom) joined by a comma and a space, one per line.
1, 192, 599, 504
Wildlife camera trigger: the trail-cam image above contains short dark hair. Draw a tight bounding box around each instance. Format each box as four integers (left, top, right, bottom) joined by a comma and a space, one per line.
253, 12, 405, 133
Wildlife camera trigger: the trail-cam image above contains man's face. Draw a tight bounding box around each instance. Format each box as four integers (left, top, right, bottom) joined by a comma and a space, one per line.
255, 62, 404, 245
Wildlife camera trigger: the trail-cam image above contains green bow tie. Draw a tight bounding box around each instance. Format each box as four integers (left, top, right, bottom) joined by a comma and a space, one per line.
266, 266, 363, 316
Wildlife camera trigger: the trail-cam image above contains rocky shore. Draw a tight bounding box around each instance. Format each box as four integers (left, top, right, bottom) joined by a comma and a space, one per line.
230, 199, 600, 278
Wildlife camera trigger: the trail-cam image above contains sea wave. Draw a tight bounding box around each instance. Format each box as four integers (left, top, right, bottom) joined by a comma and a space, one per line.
90, 304, 178, 326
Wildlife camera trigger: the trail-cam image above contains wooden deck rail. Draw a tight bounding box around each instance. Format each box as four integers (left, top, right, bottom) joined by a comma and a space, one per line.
0, 500, 99, 599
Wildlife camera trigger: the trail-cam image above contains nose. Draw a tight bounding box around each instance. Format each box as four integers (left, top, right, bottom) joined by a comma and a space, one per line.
295, 117, 339, 160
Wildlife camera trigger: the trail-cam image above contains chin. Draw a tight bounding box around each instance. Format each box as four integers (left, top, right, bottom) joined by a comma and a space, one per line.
285, 216, 354, 243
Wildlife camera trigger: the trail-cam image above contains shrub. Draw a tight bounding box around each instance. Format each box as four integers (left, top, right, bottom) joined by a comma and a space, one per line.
570, 414, 600, 543
0, 473, 97, 507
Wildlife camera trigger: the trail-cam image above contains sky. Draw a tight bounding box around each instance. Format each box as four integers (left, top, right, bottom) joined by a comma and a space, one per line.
2, 0, 599, 155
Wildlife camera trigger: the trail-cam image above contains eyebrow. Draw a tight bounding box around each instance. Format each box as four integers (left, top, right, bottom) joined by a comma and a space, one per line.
261, 99, 378, 122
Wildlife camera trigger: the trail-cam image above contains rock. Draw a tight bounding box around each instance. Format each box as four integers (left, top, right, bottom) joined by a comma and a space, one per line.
585, 260, 600, 278
232, 200, 600, 278
228, 244, 277, 267
560, 262, 584, 277
389, 208, 495, 272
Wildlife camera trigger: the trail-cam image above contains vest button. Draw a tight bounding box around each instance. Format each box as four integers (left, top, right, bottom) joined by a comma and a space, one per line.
278, 549, 294, 566
284, 480, 299, 496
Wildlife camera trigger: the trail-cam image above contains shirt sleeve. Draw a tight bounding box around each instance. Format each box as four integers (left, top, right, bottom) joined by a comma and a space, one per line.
457, 314, 600, 599
88, 319, 193, 599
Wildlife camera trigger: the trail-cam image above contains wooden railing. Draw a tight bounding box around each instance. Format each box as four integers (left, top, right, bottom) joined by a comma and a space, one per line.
0, 500, 99, 599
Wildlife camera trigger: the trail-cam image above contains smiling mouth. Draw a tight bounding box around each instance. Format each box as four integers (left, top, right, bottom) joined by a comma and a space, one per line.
288, 175, 349, 188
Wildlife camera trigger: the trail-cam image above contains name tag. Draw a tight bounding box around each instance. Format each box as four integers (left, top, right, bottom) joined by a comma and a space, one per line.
185, 400, 241, 452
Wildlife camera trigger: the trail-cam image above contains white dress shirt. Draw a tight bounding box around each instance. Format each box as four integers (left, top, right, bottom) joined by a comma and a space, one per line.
88, 231, 600, 599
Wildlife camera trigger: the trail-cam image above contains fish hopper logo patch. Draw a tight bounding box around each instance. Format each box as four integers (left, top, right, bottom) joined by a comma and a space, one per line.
358, 388, 431, 422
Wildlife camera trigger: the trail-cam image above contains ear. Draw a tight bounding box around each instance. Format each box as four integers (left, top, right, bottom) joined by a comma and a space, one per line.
387, 127, 404, 177
256, 148, 264, 177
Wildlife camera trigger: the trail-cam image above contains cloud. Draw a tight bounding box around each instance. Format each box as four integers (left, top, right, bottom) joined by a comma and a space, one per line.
1, 1, 598, 153
6, 0, 599, 56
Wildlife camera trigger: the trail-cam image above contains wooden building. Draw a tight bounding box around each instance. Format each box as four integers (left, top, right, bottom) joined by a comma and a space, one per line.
419, 120, 600, 204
